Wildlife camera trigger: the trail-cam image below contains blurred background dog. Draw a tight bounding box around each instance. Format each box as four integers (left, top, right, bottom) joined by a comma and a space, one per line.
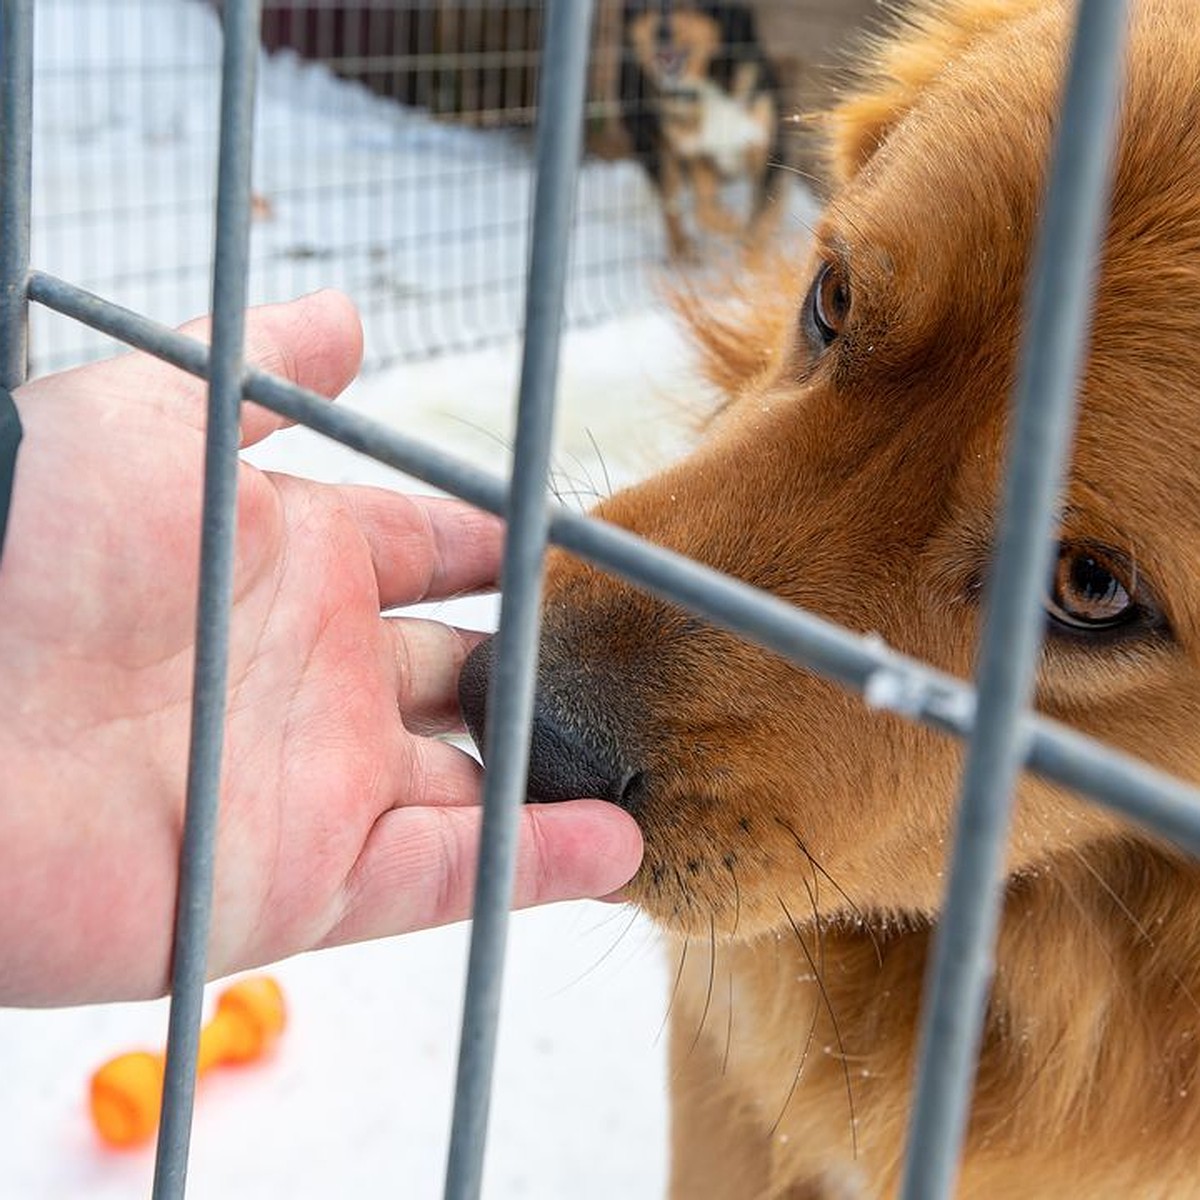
620, 1, 786, 260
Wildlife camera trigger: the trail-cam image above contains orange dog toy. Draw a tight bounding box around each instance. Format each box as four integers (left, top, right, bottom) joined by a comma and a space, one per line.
89, 975, 287, 1148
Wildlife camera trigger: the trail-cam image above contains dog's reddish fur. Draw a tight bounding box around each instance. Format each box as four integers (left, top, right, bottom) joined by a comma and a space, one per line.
539, 1, 1200, 1195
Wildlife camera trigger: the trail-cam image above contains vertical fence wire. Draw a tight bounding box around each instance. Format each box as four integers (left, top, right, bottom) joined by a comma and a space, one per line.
0, 0, 33, 389
899, 3, 1130, 1197
150, 1, 262, 1196
442, 2, 595, 1197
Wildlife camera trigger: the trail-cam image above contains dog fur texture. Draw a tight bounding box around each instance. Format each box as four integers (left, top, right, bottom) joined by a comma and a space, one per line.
620, 1, 785, 259
464, 1, 1200, 1195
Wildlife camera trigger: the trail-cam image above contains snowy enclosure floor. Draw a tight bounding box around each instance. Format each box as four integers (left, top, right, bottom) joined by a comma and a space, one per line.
29, 0, 665, 373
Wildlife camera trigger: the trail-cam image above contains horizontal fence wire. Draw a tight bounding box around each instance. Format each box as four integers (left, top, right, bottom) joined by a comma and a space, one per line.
150, 1, 263, 1197
27, 266, 1200, 866
442, 1, 595, 1197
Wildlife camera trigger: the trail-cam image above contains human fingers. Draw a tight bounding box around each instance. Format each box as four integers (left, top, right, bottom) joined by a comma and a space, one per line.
322, 800, 645, 946
405, 737, 487, 807
83, 290, 363, 442
385, 617, 488, 735
208, 289, 363, 444
336, 487, 503, 609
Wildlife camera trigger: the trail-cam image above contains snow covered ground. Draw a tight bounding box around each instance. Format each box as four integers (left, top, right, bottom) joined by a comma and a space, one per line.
29, 0, 663, 373
6, 3, 820, 1195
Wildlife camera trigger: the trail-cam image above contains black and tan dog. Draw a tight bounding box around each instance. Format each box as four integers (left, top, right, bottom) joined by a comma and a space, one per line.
620, 1, 785, 260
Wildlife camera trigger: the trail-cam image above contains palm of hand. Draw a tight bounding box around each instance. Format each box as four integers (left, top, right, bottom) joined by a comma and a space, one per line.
0, 294, 641, 1004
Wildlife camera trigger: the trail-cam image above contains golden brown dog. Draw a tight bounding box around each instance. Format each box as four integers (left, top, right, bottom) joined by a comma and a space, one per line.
461, 1, 1200, 1195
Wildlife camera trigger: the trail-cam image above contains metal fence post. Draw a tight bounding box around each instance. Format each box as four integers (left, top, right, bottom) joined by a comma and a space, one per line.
900, 3, 1129, 1196
150, 0, 262, 1195
0, 0, 33, 388
443, 2, 595, 1197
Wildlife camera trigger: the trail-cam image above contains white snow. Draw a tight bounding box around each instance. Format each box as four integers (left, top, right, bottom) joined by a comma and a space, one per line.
3, 908, 670, 1200
7, 3, 820, 1195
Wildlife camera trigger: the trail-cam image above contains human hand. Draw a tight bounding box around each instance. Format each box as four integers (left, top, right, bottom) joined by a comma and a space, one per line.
0, 290, 643, 1005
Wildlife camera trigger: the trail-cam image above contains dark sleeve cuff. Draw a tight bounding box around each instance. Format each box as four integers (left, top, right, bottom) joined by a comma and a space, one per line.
0, 386, 23, 564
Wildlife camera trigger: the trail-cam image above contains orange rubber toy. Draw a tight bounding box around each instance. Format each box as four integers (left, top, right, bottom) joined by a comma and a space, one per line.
89, 975, 287, 1148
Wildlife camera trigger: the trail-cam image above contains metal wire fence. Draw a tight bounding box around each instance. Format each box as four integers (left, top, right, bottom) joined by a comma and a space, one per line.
26, 0, 654, 374
6, 0, 1200, 1199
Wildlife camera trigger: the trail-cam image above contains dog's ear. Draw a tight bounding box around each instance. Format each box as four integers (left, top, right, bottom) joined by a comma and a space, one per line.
827, 0, 1040, 185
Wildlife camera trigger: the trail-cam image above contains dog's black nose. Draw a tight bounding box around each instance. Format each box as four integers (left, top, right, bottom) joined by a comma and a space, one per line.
458, 636, 640, 807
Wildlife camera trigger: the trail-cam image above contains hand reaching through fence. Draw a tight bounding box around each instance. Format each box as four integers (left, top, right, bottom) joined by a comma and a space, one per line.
0, 289, 643, 1006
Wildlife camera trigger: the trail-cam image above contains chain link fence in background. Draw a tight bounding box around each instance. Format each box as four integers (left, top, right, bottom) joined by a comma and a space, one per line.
28, 0, 876, 376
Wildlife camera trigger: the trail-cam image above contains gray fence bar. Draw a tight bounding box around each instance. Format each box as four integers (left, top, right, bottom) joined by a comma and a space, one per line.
26, 267, 1200, 861
150, 1, 262, 1196
0, 0, 33, 388
442, 2, 595, 1197
900, 3, 1129, 1198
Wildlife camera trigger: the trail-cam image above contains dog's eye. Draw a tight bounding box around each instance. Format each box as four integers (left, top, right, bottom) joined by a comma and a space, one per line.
1045, 545, 1138, 632
806, 261, 850, 349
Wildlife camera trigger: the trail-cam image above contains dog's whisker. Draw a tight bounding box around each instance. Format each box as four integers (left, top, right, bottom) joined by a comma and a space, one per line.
724, 855, 743, 939
768, 903, 825, 1139
545, 464, 597, 490
550, 904, 644, 998
585, 427, 616, 499
794, 844, 826, 977
687, 913, 719, 1059
768, 999, 822, 1142
542, 470, 569, 510
549, 462, 603, 513
581, 900, 650, 937
657, 935, 691, 1049
777, 896, 858, 1158
547, 485, 605, 505
560, 450, 603, 510
445, 414, 514, 456
775, 817, 883, 968
721, 968, 735, 1078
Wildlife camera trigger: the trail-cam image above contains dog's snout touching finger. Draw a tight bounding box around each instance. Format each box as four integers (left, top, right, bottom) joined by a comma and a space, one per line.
458, 635, 641, 808
457, 635, 493, 755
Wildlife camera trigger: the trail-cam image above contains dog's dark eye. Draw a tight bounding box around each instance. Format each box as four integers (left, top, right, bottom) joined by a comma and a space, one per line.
806, 261, 850, 349
1046, 545, 1139, 632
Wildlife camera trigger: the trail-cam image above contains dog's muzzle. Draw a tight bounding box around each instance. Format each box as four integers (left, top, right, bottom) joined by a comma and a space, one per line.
458, 635, 643, 810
